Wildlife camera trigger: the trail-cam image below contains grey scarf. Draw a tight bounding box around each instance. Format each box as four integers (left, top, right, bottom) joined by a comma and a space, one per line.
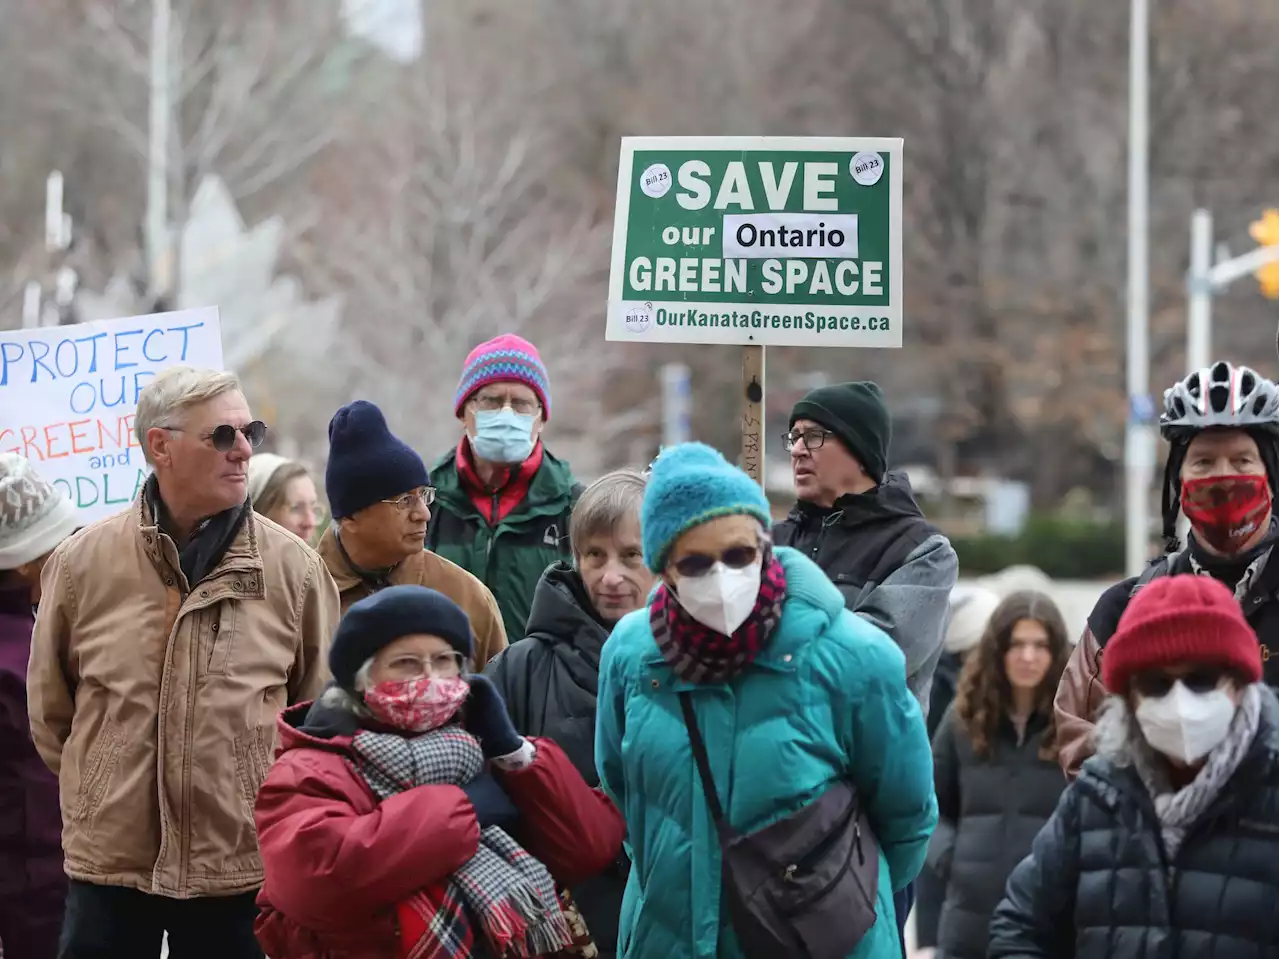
1133, 684, 1262, 860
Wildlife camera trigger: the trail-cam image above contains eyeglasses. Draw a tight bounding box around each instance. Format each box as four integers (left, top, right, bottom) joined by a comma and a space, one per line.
384, 650, 466, 678
782, 429, 834, 452
1132, 668, 1227, 699
381, 486, 436, 512
471, 394, 541, 417
671, 544, 761, 578
165, 420, 268, 451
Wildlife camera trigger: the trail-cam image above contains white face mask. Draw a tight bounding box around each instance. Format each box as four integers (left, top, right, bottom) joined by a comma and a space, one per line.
673, 560, 762, 635
1134, 680, 1236, 765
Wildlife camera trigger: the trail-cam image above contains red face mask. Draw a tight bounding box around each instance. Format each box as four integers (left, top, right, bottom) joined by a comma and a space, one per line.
1180, 474, 1272, 553
363, 675, 470, 733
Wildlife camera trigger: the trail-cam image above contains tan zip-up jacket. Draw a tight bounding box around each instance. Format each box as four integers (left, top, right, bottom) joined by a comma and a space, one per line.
27, 493, 339, 898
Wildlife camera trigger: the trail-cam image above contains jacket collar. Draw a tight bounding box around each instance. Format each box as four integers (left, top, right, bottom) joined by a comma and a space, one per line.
135, 485, 263, 597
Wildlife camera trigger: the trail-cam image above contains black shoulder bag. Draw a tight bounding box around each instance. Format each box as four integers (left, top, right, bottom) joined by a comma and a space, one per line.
677, 693, 880, 959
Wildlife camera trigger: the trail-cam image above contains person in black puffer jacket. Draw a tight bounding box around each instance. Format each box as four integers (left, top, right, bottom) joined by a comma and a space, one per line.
990, 575, 1278, 958
913, 585, 1001, 955
486, 469, 653, 959
926, 591, 1069, 959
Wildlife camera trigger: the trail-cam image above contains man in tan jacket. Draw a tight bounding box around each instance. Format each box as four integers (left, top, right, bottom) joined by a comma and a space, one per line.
318, 400, 507, 668
27, 366, 339, 958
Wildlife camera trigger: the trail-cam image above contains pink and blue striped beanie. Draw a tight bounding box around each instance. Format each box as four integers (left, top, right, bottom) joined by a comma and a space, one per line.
453, 334, 552, 420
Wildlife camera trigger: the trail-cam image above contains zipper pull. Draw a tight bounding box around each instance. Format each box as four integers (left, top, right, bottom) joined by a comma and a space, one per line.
783, 864, 798, 882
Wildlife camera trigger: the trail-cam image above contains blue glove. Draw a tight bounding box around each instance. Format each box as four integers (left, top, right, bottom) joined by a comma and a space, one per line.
464, 674, 523, 759
462, 772, 520, 831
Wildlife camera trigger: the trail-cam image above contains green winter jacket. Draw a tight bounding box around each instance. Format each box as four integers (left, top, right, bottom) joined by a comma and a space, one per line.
426, 447, 582, 639
596, 546, 938, 959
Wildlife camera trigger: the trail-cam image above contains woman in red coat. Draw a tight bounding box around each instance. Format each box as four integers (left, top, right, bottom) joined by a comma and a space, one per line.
254, 585, 625, 959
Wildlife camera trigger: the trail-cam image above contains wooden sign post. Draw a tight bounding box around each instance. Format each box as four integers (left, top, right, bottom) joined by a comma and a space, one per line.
605, 136, 904, 481
741, 344, 766, 487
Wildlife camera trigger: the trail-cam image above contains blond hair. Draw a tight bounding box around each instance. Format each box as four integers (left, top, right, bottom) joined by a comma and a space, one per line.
135, 366, 242, 464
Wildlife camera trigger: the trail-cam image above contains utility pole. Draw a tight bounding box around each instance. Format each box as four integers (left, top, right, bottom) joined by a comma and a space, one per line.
146, 0, 173, 303
1124, 0, 1154, 578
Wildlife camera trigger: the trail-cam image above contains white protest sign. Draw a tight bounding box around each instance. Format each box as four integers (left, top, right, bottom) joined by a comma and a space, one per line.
0, 307, 224, 524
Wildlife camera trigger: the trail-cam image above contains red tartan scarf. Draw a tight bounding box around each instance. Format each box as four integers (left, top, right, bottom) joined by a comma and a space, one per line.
649, 549, 787, 684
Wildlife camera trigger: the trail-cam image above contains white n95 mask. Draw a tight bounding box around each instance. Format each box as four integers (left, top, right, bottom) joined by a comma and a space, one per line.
1134, 680, 1236, 765
674, 561, 762, 635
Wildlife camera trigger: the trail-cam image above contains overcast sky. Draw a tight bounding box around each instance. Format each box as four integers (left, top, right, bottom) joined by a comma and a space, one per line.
341, 0, 423, 62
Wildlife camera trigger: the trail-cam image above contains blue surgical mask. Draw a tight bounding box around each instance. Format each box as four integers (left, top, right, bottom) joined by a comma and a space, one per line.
471, 409, 536, 464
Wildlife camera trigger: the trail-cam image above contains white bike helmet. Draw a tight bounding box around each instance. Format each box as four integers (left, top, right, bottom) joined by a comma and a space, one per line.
1158, 361, 1279, 551
1160, 361, 1278, 441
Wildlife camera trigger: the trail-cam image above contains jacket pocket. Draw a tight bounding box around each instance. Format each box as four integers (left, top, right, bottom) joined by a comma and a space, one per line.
199, 601, 239, 677
233, 724, 276, 817
71, 719, 124, 824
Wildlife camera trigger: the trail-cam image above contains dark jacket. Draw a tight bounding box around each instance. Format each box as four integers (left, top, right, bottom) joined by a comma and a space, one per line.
427, 448, 582, 642
1055, 535, 1277, 779
990, 689, 1279, 958
914, 649, 968, 950
0, 585, 66, 955
926, 705, 1065, 959
485, 562, 627, 959
773, 470, 958, 712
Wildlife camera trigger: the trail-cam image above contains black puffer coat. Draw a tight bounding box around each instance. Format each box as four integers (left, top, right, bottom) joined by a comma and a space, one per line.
484, 561, 627, 958
989, 689, 1280, 958
926, 704, 1065, 958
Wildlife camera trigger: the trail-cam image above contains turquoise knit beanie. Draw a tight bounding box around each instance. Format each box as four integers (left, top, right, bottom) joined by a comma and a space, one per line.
641, 443, 773, 572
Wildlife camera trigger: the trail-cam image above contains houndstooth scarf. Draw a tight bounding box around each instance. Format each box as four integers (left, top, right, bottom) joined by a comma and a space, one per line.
1133, 684, 1263, 860
649, 549, 787, 684
350, 725, 572, 958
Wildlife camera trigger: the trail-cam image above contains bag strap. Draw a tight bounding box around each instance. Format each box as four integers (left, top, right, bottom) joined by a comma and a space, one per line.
678, 692, 728, 826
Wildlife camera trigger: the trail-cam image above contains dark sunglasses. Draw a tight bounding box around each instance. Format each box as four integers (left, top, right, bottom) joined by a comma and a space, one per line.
167, 420, 268, 451
1131, 667, 1226, 699
671, 544, 760, 578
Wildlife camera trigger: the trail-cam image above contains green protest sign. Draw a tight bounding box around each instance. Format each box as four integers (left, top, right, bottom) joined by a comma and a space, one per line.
606, 136, 903, 348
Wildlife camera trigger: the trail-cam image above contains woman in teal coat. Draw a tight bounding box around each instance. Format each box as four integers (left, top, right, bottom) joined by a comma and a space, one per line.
596, 443, 937, 959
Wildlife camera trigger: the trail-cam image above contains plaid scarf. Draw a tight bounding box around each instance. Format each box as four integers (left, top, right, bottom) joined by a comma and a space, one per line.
349, 726, 572, 959
650, 550, 787, 684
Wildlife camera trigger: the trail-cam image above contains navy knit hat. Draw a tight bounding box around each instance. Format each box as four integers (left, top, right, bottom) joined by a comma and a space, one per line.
790, 381, 891, 483
326, 401, 429, 519
330, 585, 474, 693
641, 442, 772, 572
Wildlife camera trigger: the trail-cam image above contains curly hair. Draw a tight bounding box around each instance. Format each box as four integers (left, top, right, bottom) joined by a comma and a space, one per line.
954, 590, 1071, 761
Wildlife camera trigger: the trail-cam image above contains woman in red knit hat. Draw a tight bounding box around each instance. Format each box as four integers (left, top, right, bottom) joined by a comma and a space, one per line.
988, 574, 1277, 958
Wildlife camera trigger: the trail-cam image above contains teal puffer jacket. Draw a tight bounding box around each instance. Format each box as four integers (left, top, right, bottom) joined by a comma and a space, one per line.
595, 546, 937, 959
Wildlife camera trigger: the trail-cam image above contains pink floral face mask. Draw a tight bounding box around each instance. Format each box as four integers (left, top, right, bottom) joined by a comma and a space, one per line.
363, 675, 470, 733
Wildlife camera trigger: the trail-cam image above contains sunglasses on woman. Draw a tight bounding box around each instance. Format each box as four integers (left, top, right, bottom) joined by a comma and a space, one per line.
671, 544, 761, 578
165, 420, 268, 451
1131, 667, 1227, 699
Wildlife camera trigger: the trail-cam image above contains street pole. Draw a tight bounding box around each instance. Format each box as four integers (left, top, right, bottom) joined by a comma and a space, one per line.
1124, 0, 1153, 577
146, 0, 172, 302
1187, 208, 1213, 373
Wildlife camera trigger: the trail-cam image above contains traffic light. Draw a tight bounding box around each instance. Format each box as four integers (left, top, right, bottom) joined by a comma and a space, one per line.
1249, 208, 1279, 299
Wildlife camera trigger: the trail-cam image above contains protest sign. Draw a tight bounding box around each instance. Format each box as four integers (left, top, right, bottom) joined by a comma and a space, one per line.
606, 136, 903, 349
0, 307, 223, 524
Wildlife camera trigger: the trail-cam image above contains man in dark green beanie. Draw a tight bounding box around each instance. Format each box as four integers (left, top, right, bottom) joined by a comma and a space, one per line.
774, 380, 958, 953
775, 379, 956, 705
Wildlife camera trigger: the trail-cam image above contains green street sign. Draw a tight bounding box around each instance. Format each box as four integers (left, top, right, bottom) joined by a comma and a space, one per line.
606, 136, 903, 348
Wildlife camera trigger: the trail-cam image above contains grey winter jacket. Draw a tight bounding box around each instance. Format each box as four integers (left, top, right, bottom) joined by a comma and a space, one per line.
774, 470, 958, 713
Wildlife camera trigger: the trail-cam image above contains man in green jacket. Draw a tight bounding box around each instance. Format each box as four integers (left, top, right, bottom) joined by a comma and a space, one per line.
427, 334, 582, 639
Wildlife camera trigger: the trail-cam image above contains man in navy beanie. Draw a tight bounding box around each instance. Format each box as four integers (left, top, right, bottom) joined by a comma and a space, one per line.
773, 380, 957, 957
316, 400, 509, 669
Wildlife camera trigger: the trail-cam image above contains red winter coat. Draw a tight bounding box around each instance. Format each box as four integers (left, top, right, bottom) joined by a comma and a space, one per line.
253, 701, 626, 959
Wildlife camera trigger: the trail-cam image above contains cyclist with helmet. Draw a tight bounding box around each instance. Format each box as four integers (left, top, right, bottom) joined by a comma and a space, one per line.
1054, 360, 1278, 780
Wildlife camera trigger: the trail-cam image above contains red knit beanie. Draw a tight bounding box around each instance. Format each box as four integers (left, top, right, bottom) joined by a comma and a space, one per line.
1102, 574, 1263, 693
